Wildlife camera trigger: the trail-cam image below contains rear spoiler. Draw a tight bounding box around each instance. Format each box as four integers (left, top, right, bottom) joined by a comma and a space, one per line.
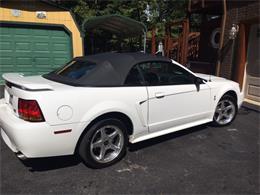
3, 73, 53, 91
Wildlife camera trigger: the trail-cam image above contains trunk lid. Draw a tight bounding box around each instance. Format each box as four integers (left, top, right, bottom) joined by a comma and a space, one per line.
2, 73, 67, 117
3, 73, 54, 91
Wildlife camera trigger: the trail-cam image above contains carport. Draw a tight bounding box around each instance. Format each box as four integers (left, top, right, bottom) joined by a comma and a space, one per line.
82, 15, 147, 53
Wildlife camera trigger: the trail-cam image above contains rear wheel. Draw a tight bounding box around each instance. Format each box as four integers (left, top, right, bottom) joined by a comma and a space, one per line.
213, 95, 237, 126
78, 118, 127, 168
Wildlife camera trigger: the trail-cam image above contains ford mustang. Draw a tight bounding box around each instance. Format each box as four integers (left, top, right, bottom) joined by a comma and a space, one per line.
0, 52, 243, 168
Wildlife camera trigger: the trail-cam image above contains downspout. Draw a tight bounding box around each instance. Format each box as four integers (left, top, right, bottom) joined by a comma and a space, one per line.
216, 0, 227, 76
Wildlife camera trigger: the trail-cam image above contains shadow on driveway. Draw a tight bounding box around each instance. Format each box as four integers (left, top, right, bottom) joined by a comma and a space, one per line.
20, 124, 208, 172
128, 124, 208, 152
21, 155, 81, 172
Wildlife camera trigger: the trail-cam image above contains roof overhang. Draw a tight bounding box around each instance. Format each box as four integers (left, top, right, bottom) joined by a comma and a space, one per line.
82, 14, 147, 38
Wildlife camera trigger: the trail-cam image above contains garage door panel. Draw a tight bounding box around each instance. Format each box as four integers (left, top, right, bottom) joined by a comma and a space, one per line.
34, 42, 50, 51
35, 57, 52, 65
32, 29, 50, 35
15, 42, 32, 50
53, 58, 68, 66
50, 30, 68, 36
13, 34, 31, 40
13, 28, 31, 35
0, 56, 13, 65
33, 53, 52, 58
0, 52, 15, 57
52, 43, 69, 51
0, 27, 10, 34
0, 41, 12, 51
15, 51, 33, 58
1, 67, 16, 74
15, 57, 33, 65
0, 51, 14, 56
0, 25, 72, 84
33, 36, 50, 40
50, 36, 70, 42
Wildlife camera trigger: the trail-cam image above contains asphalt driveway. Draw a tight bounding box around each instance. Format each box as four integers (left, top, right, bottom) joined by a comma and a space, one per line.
1, 107, 259, 194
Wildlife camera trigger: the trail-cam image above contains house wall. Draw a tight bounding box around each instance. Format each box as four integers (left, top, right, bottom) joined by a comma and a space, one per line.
0, 0, 83, 57
220, 1, 259, 79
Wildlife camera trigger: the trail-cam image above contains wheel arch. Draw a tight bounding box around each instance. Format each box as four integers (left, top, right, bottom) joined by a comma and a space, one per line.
221, 90, 238, 107
74, 111, 134, 154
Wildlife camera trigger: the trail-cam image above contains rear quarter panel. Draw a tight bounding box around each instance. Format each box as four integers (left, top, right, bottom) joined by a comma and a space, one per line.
23, 86, 149, 136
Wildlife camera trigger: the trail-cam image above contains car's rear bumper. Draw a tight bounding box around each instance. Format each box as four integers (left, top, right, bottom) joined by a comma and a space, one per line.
0, 99, 84, 158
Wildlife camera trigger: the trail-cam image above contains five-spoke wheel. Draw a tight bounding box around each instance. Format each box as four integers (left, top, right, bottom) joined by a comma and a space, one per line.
213, 95, 237, 126
90, 125, 124, 163
78, 118, 127, 168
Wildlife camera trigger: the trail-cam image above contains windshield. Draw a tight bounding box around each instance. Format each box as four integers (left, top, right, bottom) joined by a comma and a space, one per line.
54, 60, 96, 80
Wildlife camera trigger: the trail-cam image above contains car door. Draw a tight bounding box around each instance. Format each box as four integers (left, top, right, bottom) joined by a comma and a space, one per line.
138, 61, 211, 132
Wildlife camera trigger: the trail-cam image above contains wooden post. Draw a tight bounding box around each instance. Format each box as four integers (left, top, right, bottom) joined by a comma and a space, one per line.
151, 27, 156, 55
177, 36, 181, 62
164, 25, 170, 57
180, 19, 189, 65
233, 23, 248, 89
188, 0, 191, 12
216, 0, 227, 76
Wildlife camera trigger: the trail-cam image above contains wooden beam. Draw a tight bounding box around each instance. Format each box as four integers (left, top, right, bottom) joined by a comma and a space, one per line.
180, 19, 190, 65
188, 0, 191, 13
164, 26, 168, 57
233, 23, 249, 89
151, 27, 156, 55
216, 0, 226, 76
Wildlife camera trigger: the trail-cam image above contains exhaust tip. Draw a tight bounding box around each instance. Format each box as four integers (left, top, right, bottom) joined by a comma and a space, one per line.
16, 152, 27, 160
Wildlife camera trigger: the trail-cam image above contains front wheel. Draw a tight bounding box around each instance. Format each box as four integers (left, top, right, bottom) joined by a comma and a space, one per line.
212, 95, 237, 126
78, 118, 127, 168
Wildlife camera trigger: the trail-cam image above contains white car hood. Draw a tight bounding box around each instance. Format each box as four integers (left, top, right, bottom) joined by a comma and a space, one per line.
195, 73, 227, 82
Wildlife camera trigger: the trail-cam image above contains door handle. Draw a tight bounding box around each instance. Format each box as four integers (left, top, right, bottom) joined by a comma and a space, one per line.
155, 92, 165, 98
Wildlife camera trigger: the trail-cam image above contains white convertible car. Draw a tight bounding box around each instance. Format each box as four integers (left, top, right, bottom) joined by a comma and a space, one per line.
0, 52, 243, 168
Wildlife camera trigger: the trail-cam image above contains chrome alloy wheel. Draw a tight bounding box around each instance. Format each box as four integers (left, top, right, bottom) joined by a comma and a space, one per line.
214, 99, 236, 125
90, 125, 124, 163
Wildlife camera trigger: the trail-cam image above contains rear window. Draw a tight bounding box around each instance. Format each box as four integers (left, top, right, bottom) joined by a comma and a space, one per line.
55, 60, 96, 80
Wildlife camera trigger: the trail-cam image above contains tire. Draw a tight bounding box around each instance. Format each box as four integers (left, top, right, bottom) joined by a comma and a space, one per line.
212, 95, 238, 126
78, 118, 128, 168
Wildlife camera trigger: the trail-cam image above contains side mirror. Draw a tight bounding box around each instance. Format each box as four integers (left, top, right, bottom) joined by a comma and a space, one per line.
194, 77, 202, 91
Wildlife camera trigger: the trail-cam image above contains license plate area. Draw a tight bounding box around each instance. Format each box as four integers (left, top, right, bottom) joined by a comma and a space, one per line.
4, 86, 10, 104
9, 94, 13, 106
4, 86, 18, 115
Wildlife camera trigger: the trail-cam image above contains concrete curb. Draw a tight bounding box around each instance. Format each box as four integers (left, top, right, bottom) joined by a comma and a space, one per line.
242, 101, 260, 112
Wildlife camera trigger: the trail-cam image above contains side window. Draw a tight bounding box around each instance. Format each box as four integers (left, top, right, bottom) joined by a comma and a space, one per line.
138, 62, 195, 86
124, 65, 144, 86
166, 63, 195, 85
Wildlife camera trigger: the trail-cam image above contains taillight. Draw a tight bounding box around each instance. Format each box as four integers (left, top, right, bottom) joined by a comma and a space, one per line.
18, 99, 45, 122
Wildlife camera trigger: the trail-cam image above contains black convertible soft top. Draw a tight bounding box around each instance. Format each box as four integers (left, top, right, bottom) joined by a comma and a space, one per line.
44, 52, 171, 87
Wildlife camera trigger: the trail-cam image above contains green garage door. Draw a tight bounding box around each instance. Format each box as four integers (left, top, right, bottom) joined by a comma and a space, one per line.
0, 24, 72, 84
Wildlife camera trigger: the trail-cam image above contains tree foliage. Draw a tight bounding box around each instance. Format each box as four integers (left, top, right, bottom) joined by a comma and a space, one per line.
56, 0, 188, 53
58, 0, 187, 38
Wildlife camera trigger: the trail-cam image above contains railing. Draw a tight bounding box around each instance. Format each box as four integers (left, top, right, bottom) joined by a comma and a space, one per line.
187, 32, 200, 61
168, 32, 200, 63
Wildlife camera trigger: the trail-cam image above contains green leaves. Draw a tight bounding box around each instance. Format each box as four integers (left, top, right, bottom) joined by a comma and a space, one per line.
56, 0, 188, 50
59, 0, 187, 30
